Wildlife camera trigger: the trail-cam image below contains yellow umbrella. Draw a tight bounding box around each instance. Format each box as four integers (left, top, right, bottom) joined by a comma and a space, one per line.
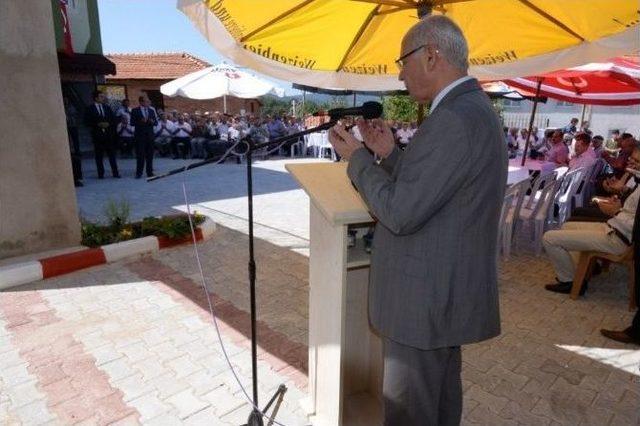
179, 0, 639, 90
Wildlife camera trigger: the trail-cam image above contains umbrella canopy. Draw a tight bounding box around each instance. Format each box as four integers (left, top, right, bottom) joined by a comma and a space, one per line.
505, 55, 640, 105
481, 81, 547, 102
177, 0, 639, 91
160, 63, 285, 99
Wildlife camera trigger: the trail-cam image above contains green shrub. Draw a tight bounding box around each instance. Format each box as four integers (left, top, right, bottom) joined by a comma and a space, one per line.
141, 213, 205, 239
80, 210, 206, 248
104, 198, 131, 230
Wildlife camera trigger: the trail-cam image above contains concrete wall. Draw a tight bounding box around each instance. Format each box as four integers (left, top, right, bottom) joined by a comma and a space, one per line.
0, 1, 81, 259
502, 99, 640, 138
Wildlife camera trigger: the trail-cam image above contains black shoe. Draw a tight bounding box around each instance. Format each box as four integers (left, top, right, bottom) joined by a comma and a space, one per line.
545, 280, 588, 295
113, 174, 121, 179
147, 174, 156, 178
135, 174, 142, 179
98, 175, 104, 179
600, 328, 640, 346
74, 180, 84, 187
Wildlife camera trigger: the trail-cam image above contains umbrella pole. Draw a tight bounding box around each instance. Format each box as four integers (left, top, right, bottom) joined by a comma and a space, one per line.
520, 79, 542, 167
353, 92, 357, 107
223, 95, 227, 114
579, 104, 587, 128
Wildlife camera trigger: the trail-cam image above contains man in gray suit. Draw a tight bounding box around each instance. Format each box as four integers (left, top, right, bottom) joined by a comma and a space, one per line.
329, 16, 507, 425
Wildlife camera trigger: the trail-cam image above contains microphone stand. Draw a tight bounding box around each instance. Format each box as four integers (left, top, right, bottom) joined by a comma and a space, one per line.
147, 120, 337, 426
244, 119, 337, 426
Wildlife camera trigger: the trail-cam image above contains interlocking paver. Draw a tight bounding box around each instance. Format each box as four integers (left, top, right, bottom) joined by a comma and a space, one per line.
1, 157, 639, 424
166, 389, 210, 419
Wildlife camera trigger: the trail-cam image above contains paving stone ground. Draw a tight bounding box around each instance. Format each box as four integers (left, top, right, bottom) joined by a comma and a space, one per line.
1, 156, 638, 425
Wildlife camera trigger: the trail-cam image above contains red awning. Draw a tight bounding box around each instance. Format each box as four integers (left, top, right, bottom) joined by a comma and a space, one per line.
505, 55, 640, 106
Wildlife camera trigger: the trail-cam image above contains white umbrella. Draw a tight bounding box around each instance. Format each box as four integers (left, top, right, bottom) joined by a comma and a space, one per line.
160, 63, 285, 112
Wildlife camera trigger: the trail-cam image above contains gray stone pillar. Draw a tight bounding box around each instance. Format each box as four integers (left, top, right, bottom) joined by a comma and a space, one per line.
0, 1, 81, 259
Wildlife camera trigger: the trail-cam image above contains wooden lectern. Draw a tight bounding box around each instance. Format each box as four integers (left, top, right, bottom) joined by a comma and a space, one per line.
286, 162, 383, 426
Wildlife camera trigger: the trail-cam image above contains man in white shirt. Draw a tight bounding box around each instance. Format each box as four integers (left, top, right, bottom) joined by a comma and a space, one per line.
116, 115, 135, 157
396, 122, 414, 145
543, 150, 638, 295
591, 135, 605, 158
568, 133, 597, 171
216, 119, 230, 142
154, 113, 175, 157
116, 98, 131, 122
171, 114, 192, 159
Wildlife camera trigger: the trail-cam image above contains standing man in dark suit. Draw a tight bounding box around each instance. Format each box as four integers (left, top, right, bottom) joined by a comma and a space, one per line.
329, 16, 506, 425
85, 90, 120, 179
131, 95, 158, 178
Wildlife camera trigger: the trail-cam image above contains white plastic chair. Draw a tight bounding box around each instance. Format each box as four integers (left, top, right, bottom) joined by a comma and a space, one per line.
290, 138, 306, 157
521, 170, 556, 210
500, 178, 530, 258
577, 159, 605, 206
515, 173, 560, 255
555, 167, 584, 225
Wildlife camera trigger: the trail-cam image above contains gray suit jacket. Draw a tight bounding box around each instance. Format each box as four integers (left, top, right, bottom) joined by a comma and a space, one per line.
347, 78, 507, 350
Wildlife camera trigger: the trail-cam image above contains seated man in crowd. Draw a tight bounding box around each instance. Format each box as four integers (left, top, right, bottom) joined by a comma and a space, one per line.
569, 142, 640, 223
543, 146, 640, 295
190, 117, 209, 159
540, 130, 569, 172
153, 113, 175, 157
591, 135, 605, 157
116, 114, 135, 157
171, 114, 192, 159
396, 122, 414, 146
568, 133, 596, 171
602, 133, 635, 177
604, 129, 621, 153
562, 117, 579, 135
530, 128, 551, 159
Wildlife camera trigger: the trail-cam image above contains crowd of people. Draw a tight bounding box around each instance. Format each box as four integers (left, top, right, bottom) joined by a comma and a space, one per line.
503, 117, 638, 176
64, 91, 421, 187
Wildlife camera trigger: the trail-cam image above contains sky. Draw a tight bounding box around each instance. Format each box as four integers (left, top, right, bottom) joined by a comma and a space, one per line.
97, 0, 296, 94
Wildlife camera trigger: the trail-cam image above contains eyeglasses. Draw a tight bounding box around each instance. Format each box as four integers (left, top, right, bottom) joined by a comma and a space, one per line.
395, 44, 427, 69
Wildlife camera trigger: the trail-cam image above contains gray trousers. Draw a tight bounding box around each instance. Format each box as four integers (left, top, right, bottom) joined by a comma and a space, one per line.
383, 338, 462, 426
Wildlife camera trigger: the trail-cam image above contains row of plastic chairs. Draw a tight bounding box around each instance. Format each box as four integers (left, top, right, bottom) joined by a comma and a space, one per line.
499, 160, 602, 257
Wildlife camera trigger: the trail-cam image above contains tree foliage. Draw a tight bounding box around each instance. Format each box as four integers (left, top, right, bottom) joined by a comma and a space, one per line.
260, 96, 291, 116
382, 95, 418, 122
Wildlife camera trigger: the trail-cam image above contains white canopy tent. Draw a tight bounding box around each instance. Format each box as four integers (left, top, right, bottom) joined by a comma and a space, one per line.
160, 63, 285, 112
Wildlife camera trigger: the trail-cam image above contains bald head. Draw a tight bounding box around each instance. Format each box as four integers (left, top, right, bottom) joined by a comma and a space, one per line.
405, 15, 469, 72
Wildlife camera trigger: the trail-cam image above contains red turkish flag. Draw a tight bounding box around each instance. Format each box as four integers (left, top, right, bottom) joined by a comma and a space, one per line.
59, 0, 74, 56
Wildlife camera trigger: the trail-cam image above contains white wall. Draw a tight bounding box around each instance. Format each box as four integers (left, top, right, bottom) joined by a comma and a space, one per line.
0, 1, 81, 259
502, 99, 640, 138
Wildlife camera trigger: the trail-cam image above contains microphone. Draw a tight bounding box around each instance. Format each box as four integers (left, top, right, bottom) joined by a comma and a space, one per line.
313, 101, 383, 120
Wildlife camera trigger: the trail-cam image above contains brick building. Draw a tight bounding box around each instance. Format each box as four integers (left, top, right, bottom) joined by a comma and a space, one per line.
105, 52, 261, 115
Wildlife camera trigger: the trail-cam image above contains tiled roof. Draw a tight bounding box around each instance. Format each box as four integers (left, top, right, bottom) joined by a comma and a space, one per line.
105, 52, 211, 80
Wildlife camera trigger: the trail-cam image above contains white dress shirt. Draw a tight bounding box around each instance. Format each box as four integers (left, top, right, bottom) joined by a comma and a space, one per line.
430, 75, 475, 112
568, 150, 596, 171
228, 126, 240, 141
95, 102, 105, 117
117, 123, 134, 137
154, 120, 175, 137
396, 128, 414, 145
608, 183, 640, 242
173, 122, 192, 137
